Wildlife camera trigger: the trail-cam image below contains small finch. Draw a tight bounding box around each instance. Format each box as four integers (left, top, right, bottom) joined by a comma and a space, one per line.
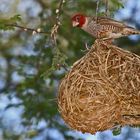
71, 13, 140, 40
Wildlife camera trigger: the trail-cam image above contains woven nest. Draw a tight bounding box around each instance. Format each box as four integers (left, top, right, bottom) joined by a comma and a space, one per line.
58, 40, 140, 134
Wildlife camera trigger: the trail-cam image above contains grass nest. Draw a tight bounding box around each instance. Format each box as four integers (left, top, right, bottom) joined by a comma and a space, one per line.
58, 39, 140, 134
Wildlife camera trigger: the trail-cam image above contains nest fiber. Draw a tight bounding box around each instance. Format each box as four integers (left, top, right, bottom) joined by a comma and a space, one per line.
58, 40, 140, 134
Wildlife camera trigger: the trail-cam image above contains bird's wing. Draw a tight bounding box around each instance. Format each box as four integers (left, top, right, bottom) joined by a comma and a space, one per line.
91, 16, 126, 28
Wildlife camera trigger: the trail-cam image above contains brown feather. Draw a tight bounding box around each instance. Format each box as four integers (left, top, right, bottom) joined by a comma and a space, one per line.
90, 16, 126, 28
82, 15, 140, 39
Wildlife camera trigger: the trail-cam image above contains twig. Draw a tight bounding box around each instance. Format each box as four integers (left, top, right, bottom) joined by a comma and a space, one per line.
51, 0, 66, 45
105, 0, 109, 16
95, 0, 100, 20
94, 0, 100, 22
5, 23, 49, 35
56, 63, 69, 71
50, 0, 68, 71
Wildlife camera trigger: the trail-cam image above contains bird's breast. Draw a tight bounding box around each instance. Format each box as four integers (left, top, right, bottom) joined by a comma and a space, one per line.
82, 21, 99, 38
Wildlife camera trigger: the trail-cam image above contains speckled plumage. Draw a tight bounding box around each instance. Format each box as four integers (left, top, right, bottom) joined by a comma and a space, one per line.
72, 14, 140, 39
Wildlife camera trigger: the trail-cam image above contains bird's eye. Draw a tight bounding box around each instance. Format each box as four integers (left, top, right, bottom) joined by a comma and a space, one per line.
76, 16, 80, 21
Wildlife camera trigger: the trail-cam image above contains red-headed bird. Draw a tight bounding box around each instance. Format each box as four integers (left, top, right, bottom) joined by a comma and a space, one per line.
71, 13, 140, 40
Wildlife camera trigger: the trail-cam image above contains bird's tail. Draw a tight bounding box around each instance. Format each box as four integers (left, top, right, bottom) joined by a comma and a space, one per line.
123, 27, 140, 35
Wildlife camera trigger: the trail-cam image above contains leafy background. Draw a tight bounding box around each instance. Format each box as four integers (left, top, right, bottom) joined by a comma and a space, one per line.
0, 0, 140, 139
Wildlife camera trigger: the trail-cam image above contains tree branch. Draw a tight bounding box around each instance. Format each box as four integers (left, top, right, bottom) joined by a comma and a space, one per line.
105, 0, 109, 16
96, 0, 100, 17
51, 0, 66, 45
5, 23, 50, 35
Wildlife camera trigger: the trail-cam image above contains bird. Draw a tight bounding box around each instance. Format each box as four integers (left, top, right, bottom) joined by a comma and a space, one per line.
71, 13, 140, 40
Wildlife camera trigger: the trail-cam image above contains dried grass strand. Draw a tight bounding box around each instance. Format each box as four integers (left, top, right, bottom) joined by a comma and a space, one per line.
58, 39, 140, 134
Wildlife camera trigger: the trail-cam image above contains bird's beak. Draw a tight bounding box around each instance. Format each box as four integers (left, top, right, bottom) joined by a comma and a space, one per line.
72, 21, 79, 27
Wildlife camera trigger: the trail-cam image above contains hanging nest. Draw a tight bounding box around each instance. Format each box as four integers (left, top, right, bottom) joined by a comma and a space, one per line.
58, 39, 140, 134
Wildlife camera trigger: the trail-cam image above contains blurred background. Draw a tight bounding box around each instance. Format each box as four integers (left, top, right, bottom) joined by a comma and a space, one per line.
0, 0, 140, 139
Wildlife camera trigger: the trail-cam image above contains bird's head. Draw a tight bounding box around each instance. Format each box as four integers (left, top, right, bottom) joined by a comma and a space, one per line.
71, 14, 86, 28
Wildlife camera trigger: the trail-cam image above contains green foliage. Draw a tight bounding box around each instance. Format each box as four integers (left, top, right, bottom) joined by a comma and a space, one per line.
109, 0, 124, 16
94, 0, 124, 17
10, 14, 22, 22
112, 127, 121, 136
42, 46, 68, 78
0, 20, 14, 30
0, 14, 21, 30
111, 0, 124, 9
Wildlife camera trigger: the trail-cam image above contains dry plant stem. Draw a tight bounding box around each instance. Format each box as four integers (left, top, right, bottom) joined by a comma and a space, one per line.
50, 0, 67, 70
51, 0, 65, 45
95, 0, 109, 20
6, 23, 49, 34
105, 0, 109, 16
58, 39, 140, 134
95, 0, 100, 22
96, 0, 100, 17
4, 0, 65, 38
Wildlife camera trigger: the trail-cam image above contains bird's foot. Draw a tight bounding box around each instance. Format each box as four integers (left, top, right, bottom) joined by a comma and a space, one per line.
80, 42, 90, 53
